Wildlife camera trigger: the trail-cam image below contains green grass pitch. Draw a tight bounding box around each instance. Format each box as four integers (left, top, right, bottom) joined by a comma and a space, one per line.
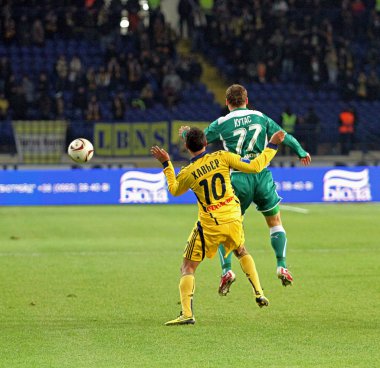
0, 204, 379, 368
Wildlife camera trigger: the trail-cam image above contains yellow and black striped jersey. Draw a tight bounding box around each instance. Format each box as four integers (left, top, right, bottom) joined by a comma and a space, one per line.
163, 147, 277, 226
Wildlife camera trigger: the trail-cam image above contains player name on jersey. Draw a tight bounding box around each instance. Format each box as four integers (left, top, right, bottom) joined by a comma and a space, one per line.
234, 115, 252, 127
191, 159, 220, 180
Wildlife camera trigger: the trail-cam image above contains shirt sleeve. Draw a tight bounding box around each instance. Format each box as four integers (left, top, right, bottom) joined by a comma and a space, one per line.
163, 161, 190, 196
283, 134, 308, 158
266, 115, 284, 135
266, 115, 308, 158
204, 119, 220, 143
224, 147, 278, 173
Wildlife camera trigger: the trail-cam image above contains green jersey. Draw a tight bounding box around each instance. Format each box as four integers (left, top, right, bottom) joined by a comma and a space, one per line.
205, 108, 307, 160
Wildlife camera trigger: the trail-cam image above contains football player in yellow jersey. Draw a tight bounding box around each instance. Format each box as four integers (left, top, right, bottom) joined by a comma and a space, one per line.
151, 127, 285, 326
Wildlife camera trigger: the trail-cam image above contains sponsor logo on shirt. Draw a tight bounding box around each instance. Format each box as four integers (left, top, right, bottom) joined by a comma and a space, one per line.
206, 196, 234, 211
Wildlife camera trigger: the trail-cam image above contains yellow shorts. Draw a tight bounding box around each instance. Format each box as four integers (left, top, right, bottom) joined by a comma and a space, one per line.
183, 219, 245, 262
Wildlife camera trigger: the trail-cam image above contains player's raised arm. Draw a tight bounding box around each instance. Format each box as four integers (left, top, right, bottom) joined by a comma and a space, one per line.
300, 153, 312, 166
266, 115, 311, 165
179, 120, 220, 144
226, 131, 285, 173
204, 119, 221, 143
178, 126, 190, 140
151, 145, 170, 163
151, 146, 189, 196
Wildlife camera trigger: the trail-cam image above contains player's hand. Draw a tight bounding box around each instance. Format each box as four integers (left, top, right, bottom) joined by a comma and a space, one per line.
178, 126, 190, 139
300, 153, 311, 166
269, 130, 286, 145
151, 146, 170, 163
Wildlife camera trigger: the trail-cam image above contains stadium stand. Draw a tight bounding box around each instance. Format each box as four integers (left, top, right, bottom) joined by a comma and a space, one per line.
0, 0, 221, 153
197, 0, 380, 149
0, 0, 379, 157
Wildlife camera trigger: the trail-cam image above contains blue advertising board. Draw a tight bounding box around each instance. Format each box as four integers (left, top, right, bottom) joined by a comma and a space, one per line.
271, 167, 376, 203
0, 166, 378, 206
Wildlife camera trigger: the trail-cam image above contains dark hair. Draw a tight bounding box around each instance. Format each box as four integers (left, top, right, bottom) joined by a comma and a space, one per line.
186, 127, 207, 152
226, 84, 248, 107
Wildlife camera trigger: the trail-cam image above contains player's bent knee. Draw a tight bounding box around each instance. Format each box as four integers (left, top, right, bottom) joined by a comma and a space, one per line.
180, 259, 199, 275
264, 213, 282, 227
262, 205, 282, 226
234, 245, 248, 259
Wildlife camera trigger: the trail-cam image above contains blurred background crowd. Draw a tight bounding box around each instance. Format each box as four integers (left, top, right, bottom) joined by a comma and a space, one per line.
0, 0, 379, 155
0, 0, 205, 122
202, 0, 380, 99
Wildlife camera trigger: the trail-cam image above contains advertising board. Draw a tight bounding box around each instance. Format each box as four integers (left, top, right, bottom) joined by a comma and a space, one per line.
0, 167, 378, 206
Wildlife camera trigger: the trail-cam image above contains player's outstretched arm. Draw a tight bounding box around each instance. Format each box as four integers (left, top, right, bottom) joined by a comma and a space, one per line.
227, 131, 285, 173
178, 126, 190, 140
276, 128, 311, 165
151, 146, 189, 196
283, 133, 312, 164
151, 145, 170, 163
267, 115, 310, 163
179, 121, 220, 144
300, 153, 312, 166
269, 130, 285, 145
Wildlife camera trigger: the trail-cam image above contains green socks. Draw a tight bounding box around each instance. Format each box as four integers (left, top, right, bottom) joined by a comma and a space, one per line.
270, 225, 287, 268
219, 225, 288, 274
218, 244, 232, 275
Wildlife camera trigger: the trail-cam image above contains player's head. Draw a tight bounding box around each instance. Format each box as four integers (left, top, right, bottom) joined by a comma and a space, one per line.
185, 127, 207, 153
226, 84, 248, 109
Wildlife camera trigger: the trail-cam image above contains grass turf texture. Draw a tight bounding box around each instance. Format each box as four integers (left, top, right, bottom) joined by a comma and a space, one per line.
0, 204, 379, 368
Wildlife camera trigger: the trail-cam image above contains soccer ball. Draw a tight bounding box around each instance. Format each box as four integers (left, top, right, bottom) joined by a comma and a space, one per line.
68, 138, 94, 163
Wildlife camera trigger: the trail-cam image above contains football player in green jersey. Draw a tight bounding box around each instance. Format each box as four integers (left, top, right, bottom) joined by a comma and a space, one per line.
180, 84, 311, 293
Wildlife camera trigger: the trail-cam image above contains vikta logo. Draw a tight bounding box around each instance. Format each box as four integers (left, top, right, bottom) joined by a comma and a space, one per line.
323, 169, 371, 202
119, 171, 168, 203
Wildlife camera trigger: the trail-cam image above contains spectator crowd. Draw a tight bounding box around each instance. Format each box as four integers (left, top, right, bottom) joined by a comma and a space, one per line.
0, 0, 379, 152
0, 0, 203, 121
181, 0, 380, 101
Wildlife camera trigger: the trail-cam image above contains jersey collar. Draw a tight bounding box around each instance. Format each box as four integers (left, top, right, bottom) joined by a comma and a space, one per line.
231, 107, 248, 111
190, 150, 208, 162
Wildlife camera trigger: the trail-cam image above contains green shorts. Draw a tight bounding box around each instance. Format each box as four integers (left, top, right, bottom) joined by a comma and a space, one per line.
231, 168, 282, 215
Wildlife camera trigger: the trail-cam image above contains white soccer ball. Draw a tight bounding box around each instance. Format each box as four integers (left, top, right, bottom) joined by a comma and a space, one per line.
68, 138, 94, 163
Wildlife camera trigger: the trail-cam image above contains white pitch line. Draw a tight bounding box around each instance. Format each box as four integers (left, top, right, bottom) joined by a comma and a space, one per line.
280, 205, 310, 214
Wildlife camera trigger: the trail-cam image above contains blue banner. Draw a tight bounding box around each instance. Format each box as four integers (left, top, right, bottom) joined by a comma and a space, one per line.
0, 166, 379, 206
271, 167, 377, 203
